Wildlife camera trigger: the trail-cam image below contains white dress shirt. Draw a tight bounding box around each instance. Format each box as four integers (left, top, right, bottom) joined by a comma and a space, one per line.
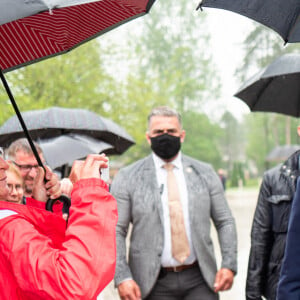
152, 152, 196, 267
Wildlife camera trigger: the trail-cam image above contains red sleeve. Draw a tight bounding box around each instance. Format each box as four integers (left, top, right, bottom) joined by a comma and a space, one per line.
0, 178, 117, 300
26, 197, 65, 216
26, 197, 45, 209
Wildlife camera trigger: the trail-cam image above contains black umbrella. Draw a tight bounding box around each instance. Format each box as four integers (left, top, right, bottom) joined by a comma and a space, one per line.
234, 53, 300, 117
38, 134, 115, 170
0, 107, 135, 153
266, 145, 300, 162
198, 0, 300, 44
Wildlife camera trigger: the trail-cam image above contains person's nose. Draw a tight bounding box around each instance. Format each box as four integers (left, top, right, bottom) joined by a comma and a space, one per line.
28, 166, 38, 178
10, 186, 18, 195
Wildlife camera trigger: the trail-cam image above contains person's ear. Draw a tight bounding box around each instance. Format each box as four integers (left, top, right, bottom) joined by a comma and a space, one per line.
146, 132, 151, 145
180, 130, 186, 143
297, 126, 300, 137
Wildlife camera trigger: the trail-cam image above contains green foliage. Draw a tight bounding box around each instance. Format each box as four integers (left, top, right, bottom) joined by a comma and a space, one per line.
244, 113, 272, 173
107, 75, 168, 163
243, 112, 300, 174
0, 41, 118, 117
0, 0, 236, 172
181, 111, 222, 169
244, 177, 260, 188
235, 24, 300, 81
218, 111, 246, 173
230, 161, 245, 187
106, 0, 223, 165
0, 82, 14, 125
129, 0, 221, 113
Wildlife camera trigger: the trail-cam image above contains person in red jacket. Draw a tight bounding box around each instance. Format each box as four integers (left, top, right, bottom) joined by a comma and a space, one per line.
0, 152, 117, 300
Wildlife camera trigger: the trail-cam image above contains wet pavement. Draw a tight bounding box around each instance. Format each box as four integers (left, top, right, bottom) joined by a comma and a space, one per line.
99, 187, 259, 300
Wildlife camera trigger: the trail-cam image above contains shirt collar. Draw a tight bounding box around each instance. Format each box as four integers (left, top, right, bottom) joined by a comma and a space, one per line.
152, 151, 182, 170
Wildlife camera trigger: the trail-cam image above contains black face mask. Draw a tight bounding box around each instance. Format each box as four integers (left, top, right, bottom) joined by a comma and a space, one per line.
150, 133, 181, 160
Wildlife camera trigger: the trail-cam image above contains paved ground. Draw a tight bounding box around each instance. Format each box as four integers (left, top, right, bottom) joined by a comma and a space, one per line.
99, 187, 259, 300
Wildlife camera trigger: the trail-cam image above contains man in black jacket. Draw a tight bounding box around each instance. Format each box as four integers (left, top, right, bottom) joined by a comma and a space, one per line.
246, 149, 300, 300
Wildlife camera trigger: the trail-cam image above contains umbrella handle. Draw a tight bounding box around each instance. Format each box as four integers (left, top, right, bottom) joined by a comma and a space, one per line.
46, 195, 71, 218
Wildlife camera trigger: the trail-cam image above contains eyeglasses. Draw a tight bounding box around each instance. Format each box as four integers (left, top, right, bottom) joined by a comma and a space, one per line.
7, 183, 23, 193
12, 161, 39, 172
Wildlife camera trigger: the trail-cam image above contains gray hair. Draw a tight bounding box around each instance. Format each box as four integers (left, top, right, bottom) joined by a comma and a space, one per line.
147, 106, 182, 129
5, 138, 43, 160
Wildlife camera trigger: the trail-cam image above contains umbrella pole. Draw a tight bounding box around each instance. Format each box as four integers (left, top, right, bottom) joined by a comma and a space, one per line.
0, 70, 71, 216
0, 69, 44, 167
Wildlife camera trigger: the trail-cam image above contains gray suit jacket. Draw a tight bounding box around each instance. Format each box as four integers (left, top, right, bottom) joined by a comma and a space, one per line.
111, 154, 237, 298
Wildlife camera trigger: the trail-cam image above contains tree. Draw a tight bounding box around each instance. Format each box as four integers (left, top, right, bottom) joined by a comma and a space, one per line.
219, 111, 245, 172
181, 110, 223, 169
127, 0, 221, 112
0, 2, 227, 170
0, 41, 118, 120
105, 0, 224, 165
243, 112, 299, 174
236, 23, 300, 82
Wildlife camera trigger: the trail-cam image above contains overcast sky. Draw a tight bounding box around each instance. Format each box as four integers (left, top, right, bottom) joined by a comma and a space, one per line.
205, 9, 255, 119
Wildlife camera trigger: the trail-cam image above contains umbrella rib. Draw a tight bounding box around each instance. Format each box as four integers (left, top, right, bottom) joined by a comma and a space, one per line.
286, 12, 300, 43
251, 77, 274, 110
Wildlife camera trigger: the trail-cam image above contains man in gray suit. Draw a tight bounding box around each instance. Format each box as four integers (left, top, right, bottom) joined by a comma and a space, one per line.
111, 106, 237, 300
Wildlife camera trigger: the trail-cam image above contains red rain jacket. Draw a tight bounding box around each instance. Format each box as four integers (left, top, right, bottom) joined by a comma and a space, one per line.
0, 178, 117, 300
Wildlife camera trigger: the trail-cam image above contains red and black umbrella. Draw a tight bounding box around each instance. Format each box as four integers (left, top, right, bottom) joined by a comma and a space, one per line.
0, 0, 155, 163
0, 0, 156, 211
0, 0, 156, 72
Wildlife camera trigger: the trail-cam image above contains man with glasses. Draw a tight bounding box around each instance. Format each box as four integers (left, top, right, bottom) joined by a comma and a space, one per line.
5, 138, 73, 198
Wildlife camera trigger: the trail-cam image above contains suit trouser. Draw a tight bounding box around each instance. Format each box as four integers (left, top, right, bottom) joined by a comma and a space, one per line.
144, 264, 219, 300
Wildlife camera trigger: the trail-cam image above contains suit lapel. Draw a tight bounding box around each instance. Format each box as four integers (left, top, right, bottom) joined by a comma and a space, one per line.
182, 156, 202, 225
143, 156, 164, 225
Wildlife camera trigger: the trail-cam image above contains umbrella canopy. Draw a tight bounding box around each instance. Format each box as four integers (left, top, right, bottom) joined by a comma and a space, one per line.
234, 53, 300, 117
198, 0, 300, 43
0, 107, 135, 153
0, 0, 155, 168
266, 145, 300, 162
0, 0, 156, 72
38, 134, 114, 170
0, 0, 153, 213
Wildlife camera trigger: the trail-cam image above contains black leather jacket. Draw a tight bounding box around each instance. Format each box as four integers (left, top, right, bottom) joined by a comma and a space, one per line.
246, 151, 300, 300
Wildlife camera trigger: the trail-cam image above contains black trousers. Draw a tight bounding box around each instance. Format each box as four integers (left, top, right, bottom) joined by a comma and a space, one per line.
144, 265, 219, 300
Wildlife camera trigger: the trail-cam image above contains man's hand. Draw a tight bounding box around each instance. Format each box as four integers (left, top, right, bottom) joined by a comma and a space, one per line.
214, 268, 234, 293
69, 154, 108, 184
118, 279, 142, 300
33, 166, 61, 202
60, 178, 73, 197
